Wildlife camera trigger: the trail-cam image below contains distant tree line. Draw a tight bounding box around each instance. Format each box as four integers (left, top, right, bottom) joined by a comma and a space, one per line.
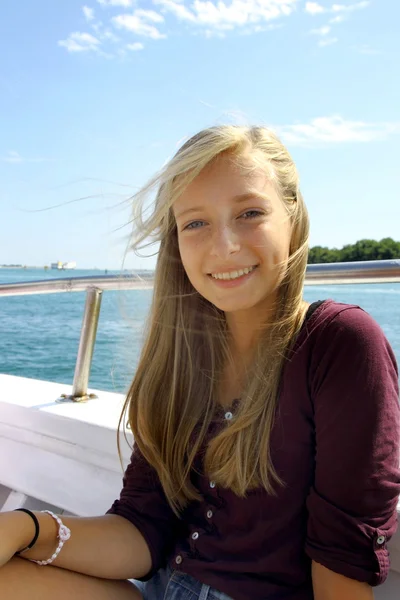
0, 264, 23, 268
308, 238, 400, 264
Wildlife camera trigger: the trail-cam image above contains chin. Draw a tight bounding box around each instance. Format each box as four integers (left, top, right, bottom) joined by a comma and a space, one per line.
210, 290, 275, 315
209, 299, 258, 313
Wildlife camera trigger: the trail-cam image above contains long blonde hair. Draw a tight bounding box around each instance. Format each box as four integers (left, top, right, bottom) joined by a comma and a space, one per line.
118, 125, 310, 515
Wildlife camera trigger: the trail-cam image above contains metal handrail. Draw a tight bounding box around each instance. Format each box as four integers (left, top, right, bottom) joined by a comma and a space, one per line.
305, 258, 400, 285
0, 273, 154, 297
1, 260, 399, 297
1, 259, 399, 402
70, 288, 102, 401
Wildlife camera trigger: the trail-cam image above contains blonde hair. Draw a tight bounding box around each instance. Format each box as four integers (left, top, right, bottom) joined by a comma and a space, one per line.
118, 125, 310, 515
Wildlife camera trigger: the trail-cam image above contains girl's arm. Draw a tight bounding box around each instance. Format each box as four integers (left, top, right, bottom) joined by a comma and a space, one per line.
306, 306, 400, 590
6, 443, 179, 581
3, 511, 151, 580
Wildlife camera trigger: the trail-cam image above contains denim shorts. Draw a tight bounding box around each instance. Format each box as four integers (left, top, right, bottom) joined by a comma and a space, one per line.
132, 565, 234, 600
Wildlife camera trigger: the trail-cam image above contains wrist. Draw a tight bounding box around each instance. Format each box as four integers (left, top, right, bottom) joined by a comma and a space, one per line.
14, 508, 40, 553
0, 510, 37, 554
15, 510, 68, 565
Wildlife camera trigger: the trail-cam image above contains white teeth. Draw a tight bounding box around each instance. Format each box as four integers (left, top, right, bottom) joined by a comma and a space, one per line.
211, 266, 256, 280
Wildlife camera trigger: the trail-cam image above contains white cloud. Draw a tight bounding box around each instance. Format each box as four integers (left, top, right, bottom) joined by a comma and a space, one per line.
154, 0, 196, 21
83, 5, 95, 21
97, 0, 133, 6
277, 116, 400, 146
103, 29, 120, 41
154, 0, 298, 31
306, 1, 370, 27
58, 31, 101, 52
332, 1, 370, 13
305, 2, 325, 15
60, 0, 371, 55
91, 20, 104, 32
126, 42, 144, 50
112, 11, 166, 39
1, 150, 52, 164
311, 25, 331, 35
307, 1, 370, 48
134, 9, 164, 23
329, 14, 345, 23
241, 22, 283, 34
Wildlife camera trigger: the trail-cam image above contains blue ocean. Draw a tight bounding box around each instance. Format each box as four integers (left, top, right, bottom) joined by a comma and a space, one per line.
0, 268, 399, 393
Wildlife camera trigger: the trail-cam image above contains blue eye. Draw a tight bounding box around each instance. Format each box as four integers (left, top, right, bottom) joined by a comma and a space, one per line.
184, 220, 205, 230
241, 210, 263, 219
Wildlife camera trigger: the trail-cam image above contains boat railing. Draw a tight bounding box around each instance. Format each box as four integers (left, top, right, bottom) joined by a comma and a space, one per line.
1, 259, 399, 402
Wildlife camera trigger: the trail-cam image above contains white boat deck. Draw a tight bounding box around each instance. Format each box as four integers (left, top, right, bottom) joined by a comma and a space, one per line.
0, 373, 399, 597
0, 374, 132, 516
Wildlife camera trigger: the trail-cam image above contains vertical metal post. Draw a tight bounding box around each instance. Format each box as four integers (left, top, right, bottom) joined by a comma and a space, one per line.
70, 287, 103, 402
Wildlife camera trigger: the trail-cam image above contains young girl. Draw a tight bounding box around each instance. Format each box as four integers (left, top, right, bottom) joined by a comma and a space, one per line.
1, 125, 399, 600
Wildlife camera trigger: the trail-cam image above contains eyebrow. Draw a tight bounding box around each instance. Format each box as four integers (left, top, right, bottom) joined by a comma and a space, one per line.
174, 192, 271, 220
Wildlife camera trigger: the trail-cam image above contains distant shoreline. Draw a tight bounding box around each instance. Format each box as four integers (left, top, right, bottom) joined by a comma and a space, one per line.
0, 265, 155, 274
0, 266, 49, 269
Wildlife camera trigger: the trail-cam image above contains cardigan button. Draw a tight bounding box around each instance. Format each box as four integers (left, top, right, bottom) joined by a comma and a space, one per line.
377, 536, 386, 546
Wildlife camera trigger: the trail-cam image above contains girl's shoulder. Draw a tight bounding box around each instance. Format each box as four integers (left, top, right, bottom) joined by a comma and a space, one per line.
296, 298, 396, 367
302, 298, 384, 338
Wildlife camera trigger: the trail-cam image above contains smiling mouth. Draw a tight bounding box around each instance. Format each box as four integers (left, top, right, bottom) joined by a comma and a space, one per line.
208, 265, 258, 281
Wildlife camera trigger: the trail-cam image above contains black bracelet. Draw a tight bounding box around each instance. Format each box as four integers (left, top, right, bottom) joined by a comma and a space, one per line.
14, 508, 40, 554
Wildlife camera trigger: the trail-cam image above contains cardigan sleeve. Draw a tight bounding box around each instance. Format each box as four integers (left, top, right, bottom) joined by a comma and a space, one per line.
305, 306, 400, 586
107, 444, 180, 580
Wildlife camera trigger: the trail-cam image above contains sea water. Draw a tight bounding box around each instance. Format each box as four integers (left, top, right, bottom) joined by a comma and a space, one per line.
0, 268, 399, 393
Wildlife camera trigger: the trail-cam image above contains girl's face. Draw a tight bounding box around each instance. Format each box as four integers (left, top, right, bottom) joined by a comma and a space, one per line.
173, 153, 292, 316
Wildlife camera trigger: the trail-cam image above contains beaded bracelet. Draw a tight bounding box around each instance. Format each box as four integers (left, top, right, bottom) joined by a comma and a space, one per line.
29, 510, 71, 566
14, 509, 71, 565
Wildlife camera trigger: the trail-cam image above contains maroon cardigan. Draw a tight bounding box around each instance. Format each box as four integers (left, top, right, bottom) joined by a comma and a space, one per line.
108, 300, 400, 600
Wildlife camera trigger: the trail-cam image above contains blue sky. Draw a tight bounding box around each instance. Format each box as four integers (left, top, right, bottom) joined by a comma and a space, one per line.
0, 0, 399, 270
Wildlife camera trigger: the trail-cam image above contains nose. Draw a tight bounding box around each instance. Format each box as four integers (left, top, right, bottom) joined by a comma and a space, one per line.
210, 224, 240, 260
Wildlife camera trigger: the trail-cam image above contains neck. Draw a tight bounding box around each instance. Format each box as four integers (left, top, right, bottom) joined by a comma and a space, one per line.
225, 302, 276, 357
217, 314, 265, 408
226, 318, 260, 357
224, 298, 310, 363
